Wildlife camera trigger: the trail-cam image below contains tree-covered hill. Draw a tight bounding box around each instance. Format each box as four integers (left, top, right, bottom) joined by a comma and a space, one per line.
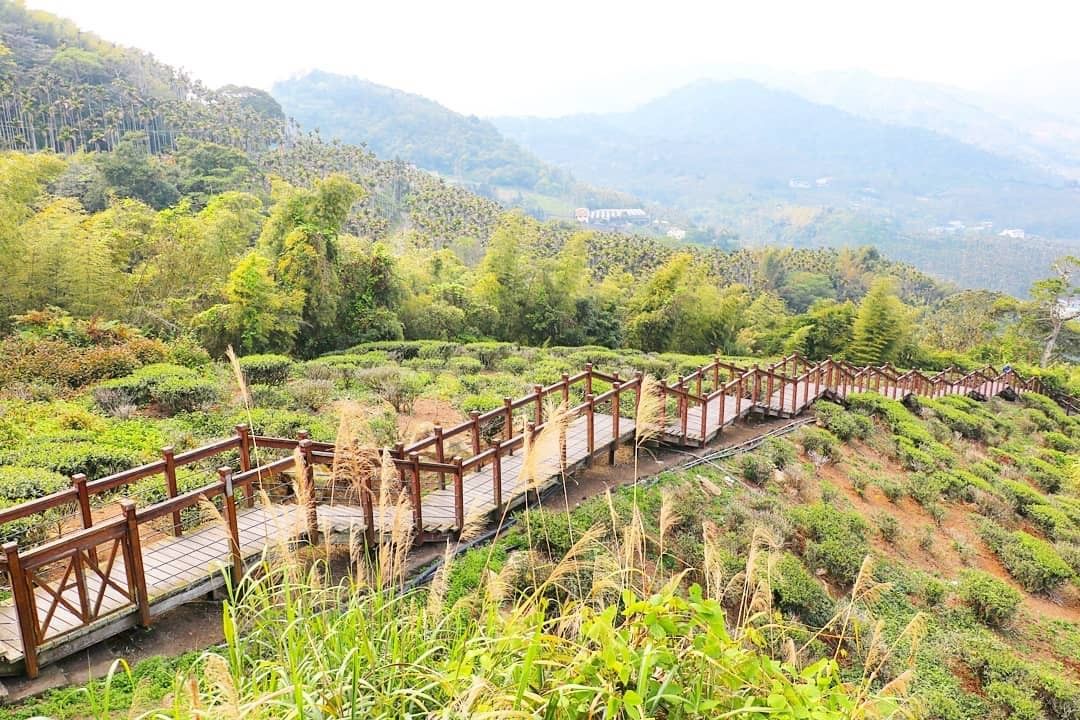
273, 70, 569, 192
272, 70, 645, 220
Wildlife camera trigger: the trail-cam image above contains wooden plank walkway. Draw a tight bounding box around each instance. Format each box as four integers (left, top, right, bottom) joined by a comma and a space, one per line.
0, 412, 632, 670
0, 504, 299, 668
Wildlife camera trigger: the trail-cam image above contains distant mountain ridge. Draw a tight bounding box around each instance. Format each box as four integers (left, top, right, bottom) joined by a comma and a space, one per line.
274, 70, 568, 192
272, 71, 644, 220
492, 78, 1068, 218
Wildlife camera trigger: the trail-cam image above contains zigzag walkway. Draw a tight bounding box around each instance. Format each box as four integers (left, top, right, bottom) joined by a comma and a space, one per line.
0, 355, 1066, 677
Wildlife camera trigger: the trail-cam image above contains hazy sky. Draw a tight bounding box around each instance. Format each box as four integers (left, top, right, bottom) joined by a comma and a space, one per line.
24, 0, 1080, 117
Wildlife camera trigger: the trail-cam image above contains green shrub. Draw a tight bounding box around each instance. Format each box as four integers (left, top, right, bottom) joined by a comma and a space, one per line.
1021, 392, 1072, 430
920, 575, 947, 606
165, 336, 212, 368
1021, 457, 1066, 493
248, 383, 290, 408
876, 513, 900, 543
462, 342, 514, 370
461, 392, 503, 414
0, 442, 142, 480
789, 502, 869, 585
1043, 431, 1078, 453
772, 553, 835, 626
814, 401, 871, 441
0, 466, 68, 501
958, 570, 1022, 627
984, 682, 1042, 720
924, 399, 993, 440
153, 376, 219, 414
984, 526, 1075, 594
907, 472, 947, 506
1027, 504, 1078, 542
238, 354, 294, 385
448, 356, 483, 375
739, 454, 775, 485
1001, 479, 1045, 513
800, 427, 840, 460
761, 437, 797, 469
497, 355, 529, 375
287, 379, 335, 411
878, 479, 904, 504
895, 436, 936, 472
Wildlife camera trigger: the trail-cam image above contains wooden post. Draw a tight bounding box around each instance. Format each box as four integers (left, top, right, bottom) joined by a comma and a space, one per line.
533, 384, 544, 426
659, 384, 668, 432
4, 542, 39, 678
469, 411, 481, 458
445, 456, 462, 532
503, 397, 514, 444
633, 371, 644, 418
585, 393, 596, 464
119, 500, 151, 628
610, 381, 621, 464
433, 425, 446, 489
218, 468, 243, 588
765, 370, 774, 413
409, 453, 423, 535
695, 368, 703, 398
299, 439, 319, 544
361, 458, 375, 546
72, 473, 97, 565
393, 441, 407, 489
235, 424, 252, 472
713, 357, 721, 390
584, 363, 593, 395
802, 371, 810, 411
678, 378, 689, 445
161, 447, 182, 536
491, 440, 504, 509
561, 373, 570, 404
734, 375, 743, 417
718, 386, 727, 431
235, 424, 254, 508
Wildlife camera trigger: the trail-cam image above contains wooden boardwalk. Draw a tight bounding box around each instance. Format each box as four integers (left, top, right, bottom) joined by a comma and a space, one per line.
0, 358, 1068, 677
0, 411, 631, 674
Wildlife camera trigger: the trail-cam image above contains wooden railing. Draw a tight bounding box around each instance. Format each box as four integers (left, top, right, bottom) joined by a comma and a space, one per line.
0, 364, 643, 677
656, 354, 1060, 443
0, 354, 1071, 678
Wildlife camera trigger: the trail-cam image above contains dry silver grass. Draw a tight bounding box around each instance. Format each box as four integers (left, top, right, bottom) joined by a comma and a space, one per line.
225, 345, 250, 411
519, 400, 571, 492
635, 374, 663, 447
701, 519, 727, 599
366, 449, 414, 590
331, 402, 379, 507
202, 652, 240, 717
426, 541, 454, 617
658, 486, 680, 559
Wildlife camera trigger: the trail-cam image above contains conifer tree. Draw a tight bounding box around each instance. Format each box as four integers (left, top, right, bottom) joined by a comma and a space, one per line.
847, 278, 907, 365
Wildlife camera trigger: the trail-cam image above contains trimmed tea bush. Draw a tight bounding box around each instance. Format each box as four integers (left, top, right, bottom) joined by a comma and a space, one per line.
1043, 431, 1078, 453
959, 569, 1022, 627
800, 427, 839, 460
772, 553, 835, 626
761, 437, 797, 469
448, 356, 483, 375
153, 376, 218, 414
0, 442, 142, 481
238, 354, 294, 385
739, 454, 775, 485
984, 526, 1075, 594
789, 502, 870, 585
0, 466, 68, 501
